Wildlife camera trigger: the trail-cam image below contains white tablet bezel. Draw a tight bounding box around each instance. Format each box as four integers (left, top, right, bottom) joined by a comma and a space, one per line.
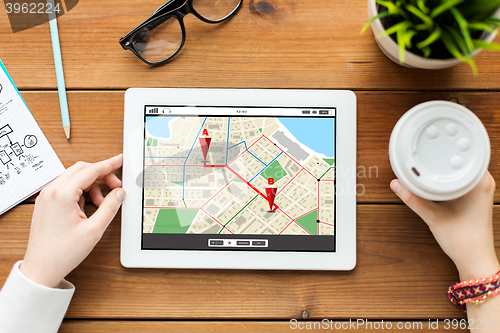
121, 88, 356, 270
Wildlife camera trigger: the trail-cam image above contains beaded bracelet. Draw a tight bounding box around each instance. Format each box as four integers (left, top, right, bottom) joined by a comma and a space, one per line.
447, 270, 500, 312
461, 288, 500, 306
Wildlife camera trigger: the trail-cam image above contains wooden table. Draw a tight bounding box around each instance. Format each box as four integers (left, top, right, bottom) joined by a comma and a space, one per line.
1, 0, 499, 331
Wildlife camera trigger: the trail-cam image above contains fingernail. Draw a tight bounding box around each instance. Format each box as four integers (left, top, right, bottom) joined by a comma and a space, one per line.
391, 180, 401, 195
117, 189, 126, 201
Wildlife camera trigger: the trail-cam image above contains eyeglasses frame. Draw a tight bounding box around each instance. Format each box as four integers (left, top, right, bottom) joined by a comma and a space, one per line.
119, 0, 243, 65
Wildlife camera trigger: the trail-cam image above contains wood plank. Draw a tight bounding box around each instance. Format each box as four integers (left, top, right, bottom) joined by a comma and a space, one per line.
19, 91, 124, 203
58, 320, 468, 332
355, 91, 500, 203
1, 0, 500, 90
1, 204, 499, 319
19, 90, 500, 204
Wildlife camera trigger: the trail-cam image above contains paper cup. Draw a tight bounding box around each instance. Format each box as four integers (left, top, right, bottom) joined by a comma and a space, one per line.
389, 101, 490, 201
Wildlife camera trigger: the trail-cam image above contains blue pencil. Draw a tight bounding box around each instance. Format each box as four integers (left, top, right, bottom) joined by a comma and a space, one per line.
48, 0, 70, 142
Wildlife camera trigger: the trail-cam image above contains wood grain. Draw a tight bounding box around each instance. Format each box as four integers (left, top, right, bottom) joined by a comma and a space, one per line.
2, 0, 499, 327
58, 320, 468, 332
1, 204, 499, 319
356, 91, 500, 203
18, 90, 500, 204
1, 0, 500, 91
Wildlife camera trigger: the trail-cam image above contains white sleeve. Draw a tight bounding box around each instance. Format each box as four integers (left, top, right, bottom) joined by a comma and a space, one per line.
0, 261, 75, 333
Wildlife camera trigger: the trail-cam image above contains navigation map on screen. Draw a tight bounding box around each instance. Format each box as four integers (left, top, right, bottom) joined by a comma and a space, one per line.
142, 107, 335, 251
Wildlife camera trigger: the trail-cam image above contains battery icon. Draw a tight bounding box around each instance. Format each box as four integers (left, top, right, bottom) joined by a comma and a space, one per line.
319, 110, 329, 115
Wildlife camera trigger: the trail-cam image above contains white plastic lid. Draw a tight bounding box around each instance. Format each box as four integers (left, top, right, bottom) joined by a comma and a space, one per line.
389, 101, 490, 201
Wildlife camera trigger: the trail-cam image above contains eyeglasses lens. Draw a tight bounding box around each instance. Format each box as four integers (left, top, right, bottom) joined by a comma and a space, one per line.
131, 16, 183, 63
192, 0, 241, 21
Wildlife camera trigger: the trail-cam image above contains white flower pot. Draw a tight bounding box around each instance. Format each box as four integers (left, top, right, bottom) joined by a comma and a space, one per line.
367, 0, 500, 69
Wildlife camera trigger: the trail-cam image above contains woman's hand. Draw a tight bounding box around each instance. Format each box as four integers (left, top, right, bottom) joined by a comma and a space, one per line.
20, 155, 126, 288
390, 171, 499, 280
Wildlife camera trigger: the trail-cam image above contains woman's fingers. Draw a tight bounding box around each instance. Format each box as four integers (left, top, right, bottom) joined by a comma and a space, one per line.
78, 195, 85, 213
102, 172, 122, 190
53, 161, 91, 185
88, 182, 105, 207
390, 179, 438, 224
70, 155, 123, 192
88, 188, 126, 233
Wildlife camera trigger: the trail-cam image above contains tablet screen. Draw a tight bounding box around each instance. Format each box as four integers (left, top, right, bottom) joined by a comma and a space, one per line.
141, 106, 335, 252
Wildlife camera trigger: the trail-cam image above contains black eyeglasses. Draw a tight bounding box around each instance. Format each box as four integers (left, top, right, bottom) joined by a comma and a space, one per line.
119, 0, 242, 65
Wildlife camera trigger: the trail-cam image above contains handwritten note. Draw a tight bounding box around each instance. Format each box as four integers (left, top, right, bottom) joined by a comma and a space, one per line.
0, 60, 64, 215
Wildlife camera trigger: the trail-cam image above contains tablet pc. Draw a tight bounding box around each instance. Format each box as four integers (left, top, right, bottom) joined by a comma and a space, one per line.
121, 88, 356, 270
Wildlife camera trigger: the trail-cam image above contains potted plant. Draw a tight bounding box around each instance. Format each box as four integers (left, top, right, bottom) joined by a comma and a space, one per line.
362, 0, 500, 73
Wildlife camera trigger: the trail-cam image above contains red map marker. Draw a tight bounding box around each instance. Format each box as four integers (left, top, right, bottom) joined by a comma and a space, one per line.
199, 137, 211, 161
265, 187, 277, 211
266, 178, 277, 211
199, 129, 211, 161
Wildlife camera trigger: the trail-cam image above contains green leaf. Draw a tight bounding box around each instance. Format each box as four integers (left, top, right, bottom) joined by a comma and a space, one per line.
442, 30, 478, 75
397, 29, 406, 63
442, 31, 466, 60
468, 59, 478, 75
406, 4, 434, 29
376, 0, 405, 16
457, 0, 500, 21
416, 26, 442, 48
485, 17, 500, 26
402, 29, 417, 48
468, 22, 495, 33
375, 21, 413, 38
473, 39, 500, 51
414, 23, 428, 30
450, 7, 475, 54
417, 0, 429, 14
360, 11, 391, 34
430, 0, 464, 18
421, 46, 432, 57
446, 26, 470, 56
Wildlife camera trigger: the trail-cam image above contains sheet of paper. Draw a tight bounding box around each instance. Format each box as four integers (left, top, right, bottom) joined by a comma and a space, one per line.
0, 60, 65, 215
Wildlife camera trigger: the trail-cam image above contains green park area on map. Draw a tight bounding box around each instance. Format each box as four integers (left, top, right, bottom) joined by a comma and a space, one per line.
260, 160, 287, 183
153, 209, 199, 233
295, 210, 318, 235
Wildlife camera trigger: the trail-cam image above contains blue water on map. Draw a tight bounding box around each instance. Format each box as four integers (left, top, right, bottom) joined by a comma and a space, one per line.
146, 116, 175, 139
145, 116, 335, 156
277, 117, 335, 157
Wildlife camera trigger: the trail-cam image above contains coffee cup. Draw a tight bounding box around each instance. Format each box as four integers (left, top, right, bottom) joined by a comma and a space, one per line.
389, 101, 490, 201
